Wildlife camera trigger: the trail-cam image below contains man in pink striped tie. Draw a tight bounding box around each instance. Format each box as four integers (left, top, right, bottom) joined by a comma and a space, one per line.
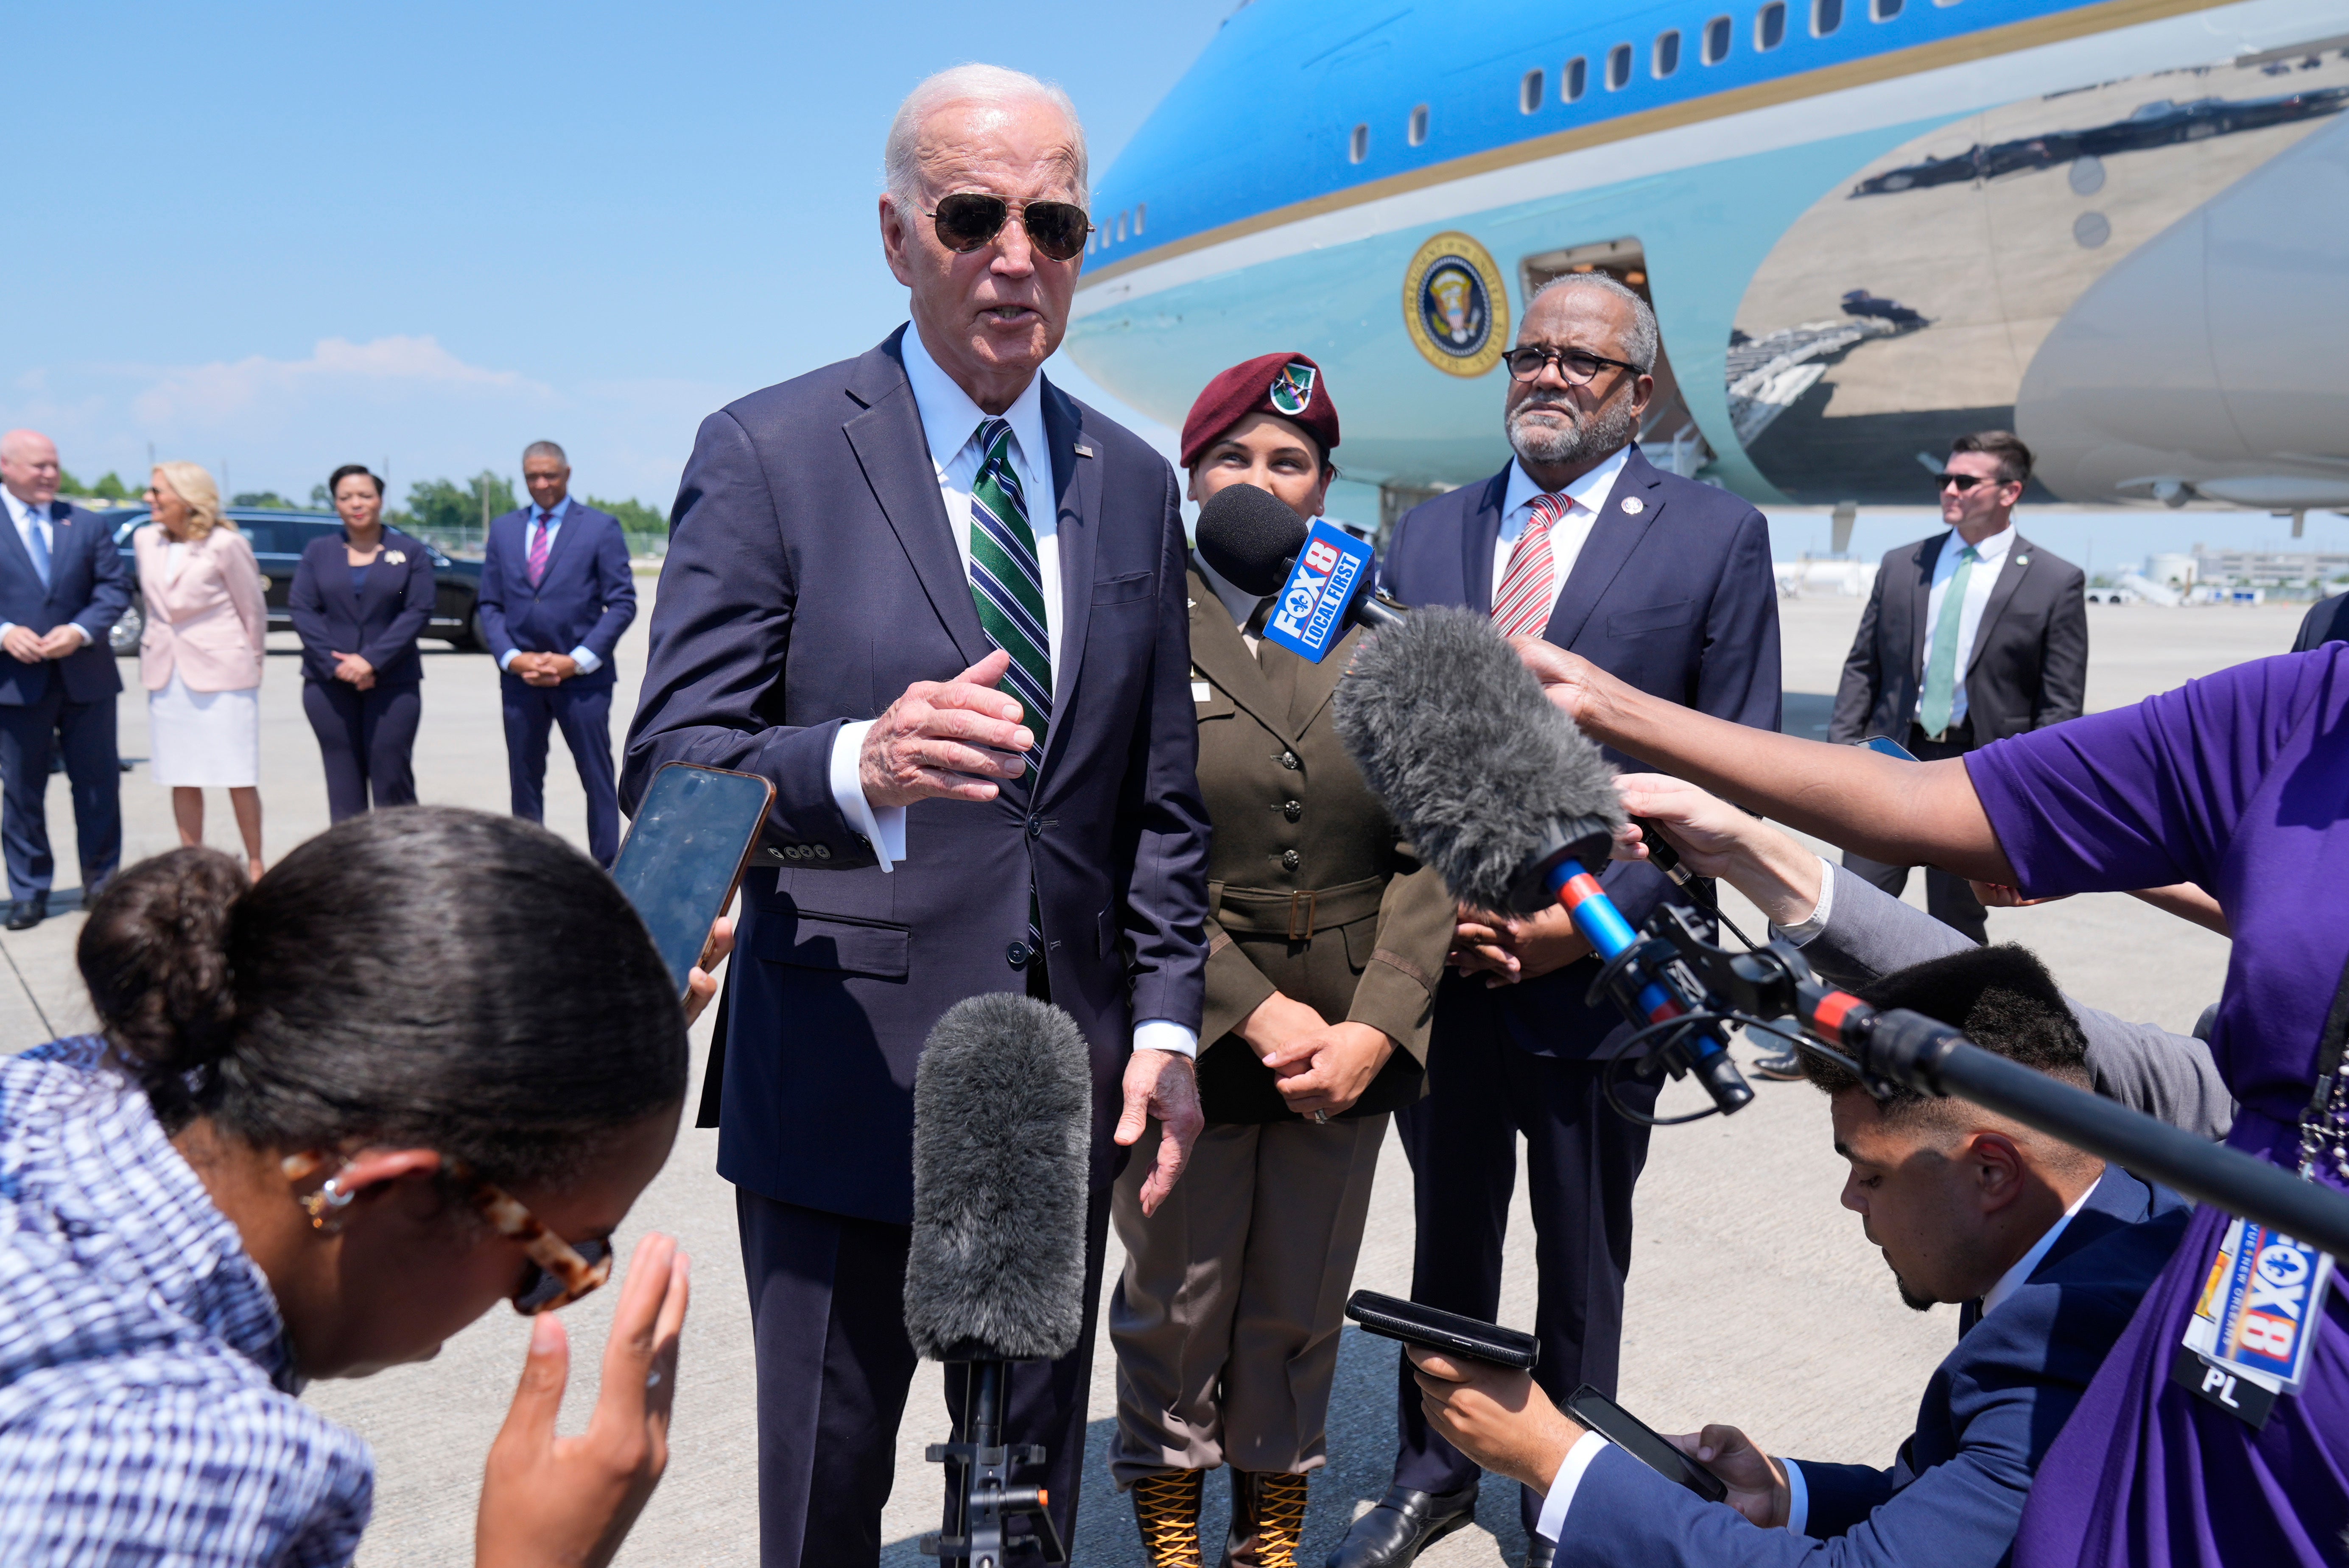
1333, 273, 1783, 1568
475, 441, 638, 865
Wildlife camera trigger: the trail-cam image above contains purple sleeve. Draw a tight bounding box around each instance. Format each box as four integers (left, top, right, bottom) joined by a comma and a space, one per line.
1963, 651, 2327, 899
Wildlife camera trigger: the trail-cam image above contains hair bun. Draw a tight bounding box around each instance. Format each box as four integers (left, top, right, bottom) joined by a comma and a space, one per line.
77, 848, 247, 1119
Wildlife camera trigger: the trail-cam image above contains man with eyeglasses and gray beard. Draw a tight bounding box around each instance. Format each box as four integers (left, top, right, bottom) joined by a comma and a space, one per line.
1330, 273, 1781, 1568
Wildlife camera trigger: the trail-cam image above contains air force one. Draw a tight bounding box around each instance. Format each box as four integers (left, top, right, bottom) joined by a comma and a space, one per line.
1062, 0, 2349, 532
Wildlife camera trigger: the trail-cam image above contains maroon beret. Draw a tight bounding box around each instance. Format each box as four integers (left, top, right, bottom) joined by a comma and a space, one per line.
1179, 352, 1339, 470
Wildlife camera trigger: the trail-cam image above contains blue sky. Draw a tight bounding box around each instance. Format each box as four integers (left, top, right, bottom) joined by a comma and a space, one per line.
8, 0, 1230, 507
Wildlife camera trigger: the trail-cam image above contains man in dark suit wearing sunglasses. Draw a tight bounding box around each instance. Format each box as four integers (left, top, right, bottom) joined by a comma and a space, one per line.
1828, 432, 2086, 943
622, 62, 1209, 1568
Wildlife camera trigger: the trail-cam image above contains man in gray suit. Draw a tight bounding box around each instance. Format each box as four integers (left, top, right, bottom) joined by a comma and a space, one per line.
1829, 431, 2086, 943
1612, 770, 2231, 1140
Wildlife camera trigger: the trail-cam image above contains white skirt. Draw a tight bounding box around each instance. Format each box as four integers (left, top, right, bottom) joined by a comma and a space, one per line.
149, 670, 260, 788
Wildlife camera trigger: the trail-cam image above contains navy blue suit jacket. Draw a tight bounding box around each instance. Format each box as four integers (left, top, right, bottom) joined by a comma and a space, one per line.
1556, 1168, 2189, 1567
1378, 446, 1781, 1057
476, 503, 636, 688
287, 529, 437, 687
0, 500, 130, 707
622, 328, 1210, 1224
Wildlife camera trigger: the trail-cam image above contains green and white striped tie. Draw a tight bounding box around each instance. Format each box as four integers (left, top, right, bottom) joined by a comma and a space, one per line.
968, 418, 1053, 741
968, 417, 1051, 959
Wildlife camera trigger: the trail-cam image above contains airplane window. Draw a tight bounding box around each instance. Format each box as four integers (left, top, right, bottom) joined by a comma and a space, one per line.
1871, 0, 1902, 17
1608, 43, 1632, 89
1563, 56, 1588, 101
1704, 15, 1732, 61
1654, 29, 1681, 76
1116, 211, 1127, 243
1814, 0, 1843, 34
1350, 123, 1368, 163
1135, 203, 1145, 235
1521, 68, 1544, 113
1757, 2, 1787, 48
1409, 103, 1429, 145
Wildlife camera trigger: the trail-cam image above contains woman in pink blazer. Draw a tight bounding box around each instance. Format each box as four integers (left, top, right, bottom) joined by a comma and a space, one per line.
137, 462, 267, 879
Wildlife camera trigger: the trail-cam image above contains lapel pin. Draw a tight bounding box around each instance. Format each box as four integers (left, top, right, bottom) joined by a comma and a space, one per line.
2016, 554, 2029, 565
1621, 496, 1644, 515
1074, 443, 1095, 458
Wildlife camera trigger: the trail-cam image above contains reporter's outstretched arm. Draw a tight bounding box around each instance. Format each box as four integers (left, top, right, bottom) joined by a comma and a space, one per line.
478, 1233, 691, 1568
1518, 639, 2016, 886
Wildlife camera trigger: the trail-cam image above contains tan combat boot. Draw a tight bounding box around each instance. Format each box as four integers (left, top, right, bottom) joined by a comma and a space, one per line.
1133, 1467, 1206, 1568
1223, 1469, 1310, 1568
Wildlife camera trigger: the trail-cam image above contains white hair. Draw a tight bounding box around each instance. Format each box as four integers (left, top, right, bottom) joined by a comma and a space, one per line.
883, 64, 1089, 212
1529, 273, 1660, 374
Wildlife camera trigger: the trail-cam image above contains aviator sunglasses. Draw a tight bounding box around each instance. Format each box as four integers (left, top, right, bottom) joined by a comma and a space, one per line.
1934, 472, 2014, 493
925, 193, 1093, 262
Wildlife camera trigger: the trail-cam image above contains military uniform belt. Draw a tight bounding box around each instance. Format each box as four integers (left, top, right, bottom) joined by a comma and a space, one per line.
1211, 874, 1387, 942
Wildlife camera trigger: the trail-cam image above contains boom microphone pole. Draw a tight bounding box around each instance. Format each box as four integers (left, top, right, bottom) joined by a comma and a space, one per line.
905, 994, 1093, 1565
1332, 607, 1753, 1115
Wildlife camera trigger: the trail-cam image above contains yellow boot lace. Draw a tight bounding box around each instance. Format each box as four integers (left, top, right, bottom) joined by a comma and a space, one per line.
1133, 1469, 1205, 1568
1251, 1471, 1311, 1568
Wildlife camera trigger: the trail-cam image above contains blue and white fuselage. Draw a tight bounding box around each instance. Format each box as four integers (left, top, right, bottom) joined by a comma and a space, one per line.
1065, 0, 2349, 517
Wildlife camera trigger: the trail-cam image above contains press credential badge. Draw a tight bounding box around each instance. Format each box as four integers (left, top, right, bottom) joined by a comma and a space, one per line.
2179, 1218, 2334, 1407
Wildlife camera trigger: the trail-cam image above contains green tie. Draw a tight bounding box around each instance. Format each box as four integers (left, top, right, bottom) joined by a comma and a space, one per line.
967, 418, 1052, 741
1919, 543, 1979, 741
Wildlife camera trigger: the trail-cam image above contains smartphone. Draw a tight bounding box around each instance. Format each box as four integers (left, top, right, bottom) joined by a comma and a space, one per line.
1564, 1386, 1728, 1503
609, 762, 775, 1000
1345, 1291, 1541, 1370
1856, 734, 1919, 762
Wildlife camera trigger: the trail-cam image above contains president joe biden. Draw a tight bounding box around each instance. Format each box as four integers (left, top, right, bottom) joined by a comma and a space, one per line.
622, 64, 1210, 1568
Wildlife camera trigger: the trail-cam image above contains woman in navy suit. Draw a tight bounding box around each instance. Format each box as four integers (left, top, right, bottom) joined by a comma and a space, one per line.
289, 465, 436, 820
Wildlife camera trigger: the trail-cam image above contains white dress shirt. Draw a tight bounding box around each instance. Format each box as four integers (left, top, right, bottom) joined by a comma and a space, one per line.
1489, 443, 1632, 621
826, 322, 1194, 1059
0, 489, 89, 647
494, 495, 604, 676
1915, 523, 2013, 730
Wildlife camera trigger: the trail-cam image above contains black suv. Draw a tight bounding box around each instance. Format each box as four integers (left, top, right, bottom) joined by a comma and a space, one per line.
101, 508, 487, 657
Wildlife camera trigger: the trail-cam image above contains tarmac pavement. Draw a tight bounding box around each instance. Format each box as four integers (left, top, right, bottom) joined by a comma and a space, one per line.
0, 585, 2277, 1565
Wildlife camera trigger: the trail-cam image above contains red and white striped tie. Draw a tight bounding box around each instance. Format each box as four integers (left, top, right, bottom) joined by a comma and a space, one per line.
1491, 492, 1571, 640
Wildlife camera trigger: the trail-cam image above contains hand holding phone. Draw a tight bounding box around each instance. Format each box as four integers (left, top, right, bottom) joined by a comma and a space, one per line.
609, 763, 775, 1002
1565, 1387, 1728, 1503
1345, 1291, 1539, 1369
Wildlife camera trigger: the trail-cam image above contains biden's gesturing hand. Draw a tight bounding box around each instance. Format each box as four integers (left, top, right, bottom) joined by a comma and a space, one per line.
859, 650, 1036, 808
1665, 1424, 1787, 1529
1115, 1047, 1203, 1218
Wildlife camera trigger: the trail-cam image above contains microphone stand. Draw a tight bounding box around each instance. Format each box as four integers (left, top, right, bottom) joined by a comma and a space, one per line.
1642, 904, 2349, 1261
922, 1358, 1066, 1568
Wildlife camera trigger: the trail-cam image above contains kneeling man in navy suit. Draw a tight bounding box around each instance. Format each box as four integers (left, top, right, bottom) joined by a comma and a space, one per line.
478, 441, 636, 865
1409, 944, 2189, 1568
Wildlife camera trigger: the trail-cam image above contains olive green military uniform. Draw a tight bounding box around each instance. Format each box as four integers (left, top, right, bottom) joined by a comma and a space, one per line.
1110, 559, 1456, 1494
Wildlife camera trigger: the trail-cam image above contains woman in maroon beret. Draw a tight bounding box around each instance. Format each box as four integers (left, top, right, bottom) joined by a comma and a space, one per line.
1108, 354, 1457, 1567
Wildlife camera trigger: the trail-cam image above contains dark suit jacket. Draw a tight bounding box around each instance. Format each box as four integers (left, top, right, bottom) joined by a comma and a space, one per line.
476, 503, 637, 688
1185, 562, 1456, 1123
1829, 531, 2086, 746
2292, 591, 2348, 651
286, 529, 437, 687
0, 500, 130, 707
622, 327, 1210, 1224
1376, 445, 1782, 1058
1556, 1168, 2189, 1568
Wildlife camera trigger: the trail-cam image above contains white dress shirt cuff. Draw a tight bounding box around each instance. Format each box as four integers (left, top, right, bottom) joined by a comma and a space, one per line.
828, 720, 906, 872
1535, 1430, 1614, 1543
496, 648, 518, 672
568, 645, 602, 675
69, 623, 89, 648
1783, 1457, 1809, 1534
1770, 855, 1840, 947
0, 623, 17, 641
1132, 1020, 1199, 1059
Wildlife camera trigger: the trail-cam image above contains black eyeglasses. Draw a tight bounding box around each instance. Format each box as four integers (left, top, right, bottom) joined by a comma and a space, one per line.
1503, 345, 1644, 386
1934, 472, 2009, 493
925, 193, 1093, 262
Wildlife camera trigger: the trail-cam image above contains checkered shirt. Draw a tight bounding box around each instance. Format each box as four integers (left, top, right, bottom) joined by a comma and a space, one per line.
0, 1038, 374, 1565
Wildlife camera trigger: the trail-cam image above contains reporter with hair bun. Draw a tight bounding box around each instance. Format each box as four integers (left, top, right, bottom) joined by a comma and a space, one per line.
0, 807, 717, 1567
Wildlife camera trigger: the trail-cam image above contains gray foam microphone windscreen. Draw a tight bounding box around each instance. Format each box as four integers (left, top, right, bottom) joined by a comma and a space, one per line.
1196, 481, 1310, 595
904, 992, 1093, 1363
1332, 606, 1624, 913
